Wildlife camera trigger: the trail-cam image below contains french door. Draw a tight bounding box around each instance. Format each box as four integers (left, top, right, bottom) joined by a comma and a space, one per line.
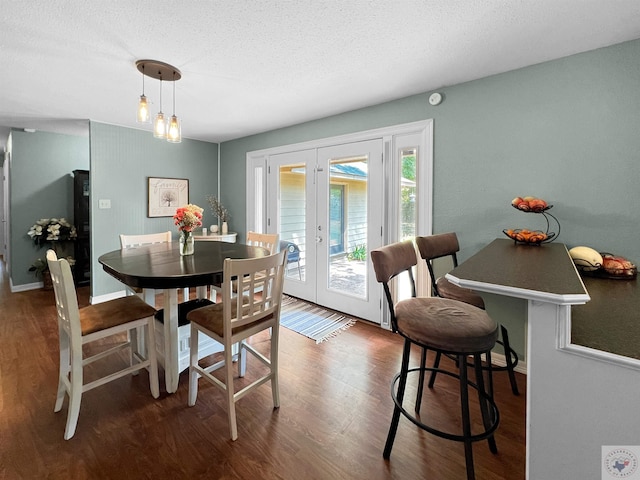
268, 139, 384, 322
247, 120, 434, 329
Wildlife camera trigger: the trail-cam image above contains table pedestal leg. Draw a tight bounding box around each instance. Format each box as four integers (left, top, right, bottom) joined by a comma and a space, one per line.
163, 288, 180, 393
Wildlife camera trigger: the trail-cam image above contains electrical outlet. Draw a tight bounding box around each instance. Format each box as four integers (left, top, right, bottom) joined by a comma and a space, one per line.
98, 199, 111, 209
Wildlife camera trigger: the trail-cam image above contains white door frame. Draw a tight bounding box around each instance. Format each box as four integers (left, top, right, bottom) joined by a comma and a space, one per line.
246, 120, 433, 328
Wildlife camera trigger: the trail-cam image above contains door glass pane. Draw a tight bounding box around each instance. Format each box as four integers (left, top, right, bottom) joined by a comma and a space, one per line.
254, 166, 264, 233
398, 147, 418, 301
328, 156, 367, 298
279, 164, 306, 280
329, 185, 345, 255
400, 148, 417, 241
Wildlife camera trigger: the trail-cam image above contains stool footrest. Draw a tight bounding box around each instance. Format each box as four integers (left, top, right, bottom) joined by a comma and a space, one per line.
390, 367, 500, 444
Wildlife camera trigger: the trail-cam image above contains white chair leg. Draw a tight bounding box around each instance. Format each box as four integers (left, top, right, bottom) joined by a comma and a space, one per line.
55, 334, 70, 412
136, 326, 147, 359
128, 329, 139, 376
238, 341, 247, 377
147, 319, 160, 399
188, 326, 199, 407
64, 354, 84, 440
271, 329, 280, 408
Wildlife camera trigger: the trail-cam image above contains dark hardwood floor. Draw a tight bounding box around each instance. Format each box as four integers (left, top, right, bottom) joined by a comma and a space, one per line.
0, 260, 526, 479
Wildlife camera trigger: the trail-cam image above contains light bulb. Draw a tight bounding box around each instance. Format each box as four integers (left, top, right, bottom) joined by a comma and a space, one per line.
154, 112, 166, 139
167, 115, 181, 143
137, 94, 150, 123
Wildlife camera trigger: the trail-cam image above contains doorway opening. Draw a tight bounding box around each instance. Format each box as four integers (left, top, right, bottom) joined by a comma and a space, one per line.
246, 120, 433, 327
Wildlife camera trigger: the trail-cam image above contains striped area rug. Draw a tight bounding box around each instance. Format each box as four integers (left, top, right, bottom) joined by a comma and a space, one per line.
279, 295, 356, 343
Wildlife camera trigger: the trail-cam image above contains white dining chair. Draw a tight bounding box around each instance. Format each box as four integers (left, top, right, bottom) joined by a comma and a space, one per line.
241, 231, 280, 295
246, 231, 279, 255
187, 250, 287, 441
119, 231, 189, 304
47, 249, 159, 440
208, 231, 279, 302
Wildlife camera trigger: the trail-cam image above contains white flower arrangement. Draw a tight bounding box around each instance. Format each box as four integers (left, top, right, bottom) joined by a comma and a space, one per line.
27, 218, 77, 246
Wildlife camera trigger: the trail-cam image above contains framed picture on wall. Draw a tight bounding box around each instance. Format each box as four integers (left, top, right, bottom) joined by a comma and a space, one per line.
148, 177, 189, 217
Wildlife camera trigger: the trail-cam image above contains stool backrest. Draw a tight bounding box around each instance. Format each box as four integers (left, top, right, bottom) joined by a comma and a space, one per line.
415, 233, 460, 297
370, 240, 417, 332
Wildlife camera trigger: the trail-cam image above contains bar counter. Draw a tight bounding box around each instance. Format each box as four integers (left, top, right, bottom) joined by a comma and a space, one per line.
445, 238, 640, 479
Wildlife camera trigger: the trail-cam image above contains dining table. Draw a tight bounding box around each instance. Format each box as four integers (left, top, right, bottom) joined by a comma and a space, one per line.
98, 240, 269, 393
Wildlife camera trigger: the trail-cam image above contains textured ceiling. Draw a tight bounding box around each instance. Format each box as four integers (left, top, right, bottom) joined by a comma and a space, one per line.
2, 0, 640, 151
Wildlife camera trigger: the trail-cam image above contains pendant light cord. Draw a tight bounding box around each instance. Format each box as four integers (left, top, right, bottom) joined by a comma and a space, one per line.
172, 71, 176, 115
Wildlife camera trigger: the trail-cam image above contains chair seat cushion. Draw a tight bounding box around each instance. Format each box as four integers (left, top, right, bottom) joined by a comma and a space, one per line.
395, 297, 498, 353
187, 297, 274, 338
436, 277, 485, 309
80, 295, 157, 336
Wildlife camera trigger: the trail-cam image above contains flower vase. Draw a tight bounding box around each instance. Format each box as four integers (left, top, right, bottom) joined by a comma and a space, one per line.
180, 232, 195, 256
222, 222, 228, 234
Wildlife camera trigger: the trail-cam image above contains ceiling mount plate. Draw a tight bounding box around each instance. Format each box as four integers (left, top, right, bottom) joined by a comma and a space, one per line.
136, 59, 181, 81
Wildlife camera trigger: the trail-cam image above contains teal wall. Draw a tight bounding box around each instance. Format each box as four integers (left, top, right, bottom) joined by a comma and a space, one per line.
10, 129, 89, 286
220, 38, 640, 359
89, 122, 219, 297
223, 39, 640, 260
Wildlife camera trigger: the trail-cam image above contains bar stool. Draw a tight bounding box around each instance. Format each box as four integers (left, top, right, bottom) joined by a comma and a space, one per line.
371, 241, 499, 480
416, 233, 520, 395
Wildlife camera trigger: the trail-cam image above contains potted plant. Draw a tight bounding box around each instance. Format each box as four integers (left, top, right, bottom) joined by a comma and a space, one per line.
27, 218, 77, 245
206, 195, 231, 234
28, 258, 51, 289
27, 218, 77, 289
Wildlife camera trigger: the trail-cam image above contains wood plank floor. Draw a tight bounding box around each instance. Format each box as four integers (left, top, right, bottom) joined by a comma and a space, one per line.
0, 261, 526, 479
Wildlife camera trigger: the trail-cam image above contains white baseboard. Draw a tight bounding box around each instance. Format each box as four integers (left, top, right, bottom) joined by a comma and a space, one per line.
11, 281, 42, 292
91, 290, 128, 304
491, 351, 527, 375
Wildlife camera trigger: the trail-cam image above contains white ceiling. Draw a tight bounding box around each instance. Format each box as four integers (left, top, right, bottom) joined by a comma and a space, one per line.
2, 1, 640, 152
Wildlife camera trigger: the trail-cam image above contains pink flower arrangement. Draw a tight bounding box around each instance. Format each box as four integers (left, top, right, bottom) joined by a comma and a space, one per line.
173, 204, 204, 234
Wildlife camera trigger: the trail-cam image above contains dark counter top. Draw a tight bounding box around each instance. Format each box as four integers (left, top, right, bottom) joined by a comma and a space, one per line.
446, 239, 589, 305
571, 275, 640, 360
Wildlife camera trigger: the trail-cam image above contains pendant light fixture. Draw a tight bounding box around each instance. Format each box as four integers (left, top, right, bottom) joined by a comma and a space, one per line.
167, 70, 181, 143
135, 60, 182, 143
136, 64, 150, 123
153, 78, 166, 139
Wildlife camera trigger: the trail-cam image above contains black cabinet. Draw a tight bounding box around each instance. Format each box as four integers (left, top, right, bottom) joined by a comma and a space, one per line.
73, 169, 90, 286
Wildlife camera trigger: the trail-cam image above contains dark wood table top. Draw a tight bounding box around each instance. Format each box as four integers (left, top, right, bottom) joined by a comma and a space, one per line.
446, 238, 589, 304
98, 241, 269, 290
